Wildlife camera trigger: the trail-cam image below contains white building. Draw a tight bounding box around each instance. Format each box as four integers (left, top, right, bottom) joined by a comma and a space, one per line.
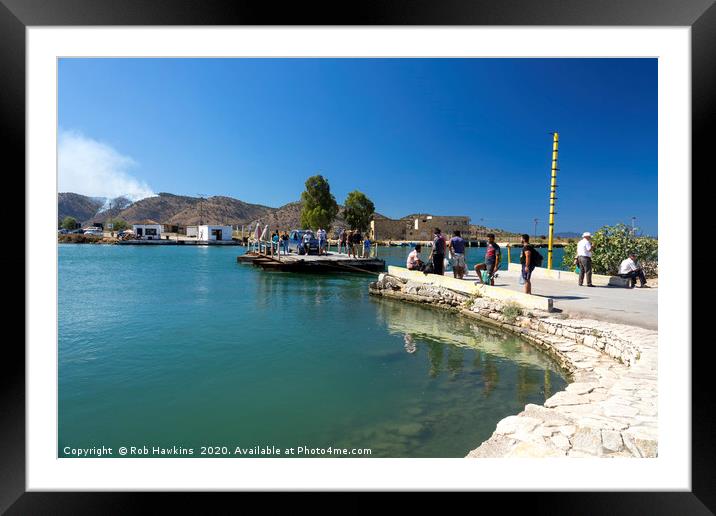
132, 220, 163, 240
197, 225, 232, 241
185, 225, 199, 238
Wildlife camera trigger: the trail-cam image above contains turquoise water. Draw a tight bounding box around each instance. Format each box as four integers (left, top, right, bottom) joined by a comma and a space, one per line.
59, 244, 567, 458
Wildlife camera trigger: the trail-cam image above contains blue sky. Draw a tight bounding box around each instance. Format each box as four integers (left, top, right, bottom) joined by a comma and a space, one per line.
58, 58, 657, 235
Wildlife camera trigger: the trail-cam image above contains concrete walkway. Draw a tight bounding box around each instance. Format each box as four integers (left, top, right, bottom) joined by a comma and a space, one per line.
459, 269, 658, 330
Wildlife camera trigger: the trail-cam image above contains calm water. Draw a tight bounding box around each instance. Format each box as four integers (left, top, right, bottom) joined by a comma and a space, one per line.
59, 244, 567, 458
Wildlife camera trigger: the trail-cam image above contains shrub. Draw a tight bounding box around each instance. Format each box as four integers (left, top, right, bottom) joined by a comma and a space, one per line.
562, 223, 658, 278
58, 233, 103, 244
502, 302, 523, 323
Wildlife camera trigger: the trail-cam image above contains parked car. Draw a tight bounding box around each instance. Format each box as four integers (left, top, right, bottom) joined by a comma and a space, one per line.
83, 229, 103, 237
58, 228, 68, 234
70, 229, 84, 234
288, 229, 319, 255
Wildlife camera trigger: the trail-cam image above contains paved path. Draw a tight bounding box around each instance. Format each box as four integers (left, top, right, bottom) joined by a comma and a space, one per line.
459, 269, 658, 330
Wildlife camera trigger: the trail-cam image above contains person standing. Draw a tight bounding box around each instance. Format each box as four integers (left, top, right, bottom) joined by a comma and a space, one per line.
362, 235, 372, 258
448, 230, 467, 279
352, 229, 363, 259
339, 229, 347, 255
475, 233, 501, 285
271, 230, 280, 254
619, 252, 649, 288
429, 228, 447, 276
346, 230, 354, 258
317, 227, 326, 256
281, 231, 289, 255
577, 232, 595, 287
520, 233, 535, 294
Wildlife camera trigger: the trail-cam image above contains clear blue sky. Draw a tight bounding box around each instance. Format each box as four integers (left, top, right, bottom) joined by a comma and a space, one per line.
58, 58, 657, 236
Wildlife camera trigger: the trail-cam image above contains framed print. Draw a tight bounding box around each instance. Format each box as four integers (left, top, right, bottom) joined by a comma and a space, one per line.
2, 0, 711, 511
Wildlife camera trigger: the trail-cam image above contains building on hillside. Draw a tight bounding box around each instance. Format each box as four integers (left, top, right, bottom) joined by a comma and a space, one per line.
197, 225, 233, 241
132, 220, 163, 240
370, 214, 471, 241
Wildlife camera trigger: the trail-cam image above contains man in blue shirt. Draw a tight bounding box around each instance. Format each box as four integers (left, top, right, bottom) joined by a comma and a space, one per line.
449, 230, 467, 279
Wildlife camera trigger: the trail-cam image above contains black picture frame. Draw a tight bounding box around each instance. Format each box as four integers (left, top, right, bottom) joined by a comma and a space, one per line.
1, 0, 709, 511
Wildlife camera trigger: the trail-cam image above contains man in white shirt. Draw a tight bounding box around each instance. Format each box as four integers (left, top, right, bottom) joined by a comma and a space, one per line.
576, 232, 595, 287
406, 244, 424, 271
618, 253, 649, 288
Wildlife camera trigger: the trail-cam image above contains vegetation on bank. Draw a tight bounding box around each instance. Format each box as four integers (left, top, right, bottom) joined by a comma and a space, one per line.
561, 223, 658, 277
58, 234, 110, 244
61, 216, 78, 231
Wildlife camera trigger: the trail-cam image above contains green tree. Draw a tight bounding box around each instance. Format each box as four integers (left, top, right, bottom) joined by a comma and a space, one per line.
300, 175, 339, 230
562, 223, 658, 277
61, 216, 78, 230
343, 190, 375, 232
109, 219, 128, 231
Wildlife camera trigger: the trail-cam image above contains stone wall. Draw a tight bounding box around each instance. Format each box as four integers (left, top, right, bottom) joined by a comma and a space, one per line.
369, 274, 658, 458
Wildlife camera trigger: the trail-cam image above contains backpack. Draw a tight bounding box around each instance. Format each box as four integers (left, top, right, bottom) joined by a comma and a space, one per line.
423, 260, 435, 275
532, 248, 544, 267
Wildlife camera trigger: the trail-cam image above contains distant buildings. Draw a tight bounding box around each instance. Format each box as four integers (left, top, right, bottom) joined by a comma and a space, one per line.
370, 214, 471, 241
132, 220, 163, 240
197, 225, 233, 241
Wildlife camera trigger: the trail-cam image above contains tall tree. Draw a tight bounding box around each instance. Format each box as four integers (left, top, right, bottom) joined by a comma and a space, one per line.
61, 216, 78, 230
343, 190, 375, 232
300, 175, 339, 230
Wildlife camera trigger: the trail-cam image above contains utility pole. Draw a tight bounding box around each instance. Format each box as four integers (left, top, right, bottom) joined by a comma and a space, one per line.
631, 216, 637, 236
547, 131, 559, 269
533, 218, 539, 239
196, 194, 206, 226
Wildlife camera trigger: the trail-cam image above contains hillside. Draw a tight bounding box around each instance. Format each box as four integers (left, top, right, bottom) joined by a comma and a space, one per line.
114, 193, 199, 224
57, 192, 346, 230
166, 196, 274, 226
58, 193, 104, 223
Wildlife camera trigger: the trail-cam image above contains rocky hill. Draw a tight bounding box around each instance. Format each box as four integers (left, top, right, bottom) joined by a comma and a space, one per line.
58, 193, 104, 223
166, 195, 275, 226
58, 192, 349, 230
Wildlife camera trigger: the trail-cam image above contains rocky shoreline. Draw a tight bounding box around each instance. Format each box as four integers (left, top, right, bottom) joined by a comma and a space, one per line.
369, 273, 658, 458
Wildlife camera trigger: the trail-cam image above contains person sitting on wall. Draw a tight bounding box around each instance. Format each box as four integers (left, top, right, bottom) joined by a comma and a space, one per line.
407, 244, 425, 271
475, 233, 501, 285
618, 252, 650, 288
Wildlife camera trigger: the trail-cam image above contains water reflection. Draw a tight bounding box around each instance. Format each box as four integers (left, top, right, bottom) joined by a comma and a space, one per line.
403, 334, 416, 354
374, 297, 564, 375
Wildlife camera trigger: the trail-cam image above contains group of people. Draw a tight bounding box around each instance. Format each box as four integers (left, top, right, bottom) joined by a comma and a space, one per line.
575, 232, 649, 288
403, 229, 649, 295
338, 228, 373, 258
271, 230, 290, 255
405, 228, 502, 285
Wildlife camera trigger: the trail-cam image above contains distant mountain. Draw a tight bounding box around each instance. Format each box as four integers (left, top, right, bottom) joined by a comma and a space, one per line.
555, 231, 582, 239
58, 193, 105, 223
56, 192, 430, 232
166, 195, 275, 226
57, 192, 350, 230
116, 193, 202, 225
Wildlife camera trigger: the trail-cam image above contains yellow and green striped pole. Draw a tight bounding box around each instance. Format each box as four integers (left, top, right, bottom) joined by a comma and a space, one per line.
547, 132, 559, 269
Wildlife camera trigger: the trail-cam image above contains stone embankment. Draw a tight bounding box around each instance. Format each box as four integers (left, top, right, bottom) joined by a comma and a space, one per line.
369, 274, 658, 458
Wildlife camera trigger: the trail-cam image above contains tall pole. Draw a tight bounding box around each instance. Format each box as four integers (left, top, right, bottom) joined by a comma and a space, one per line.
547, 131, 559, 269
533, 218, 539, 239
